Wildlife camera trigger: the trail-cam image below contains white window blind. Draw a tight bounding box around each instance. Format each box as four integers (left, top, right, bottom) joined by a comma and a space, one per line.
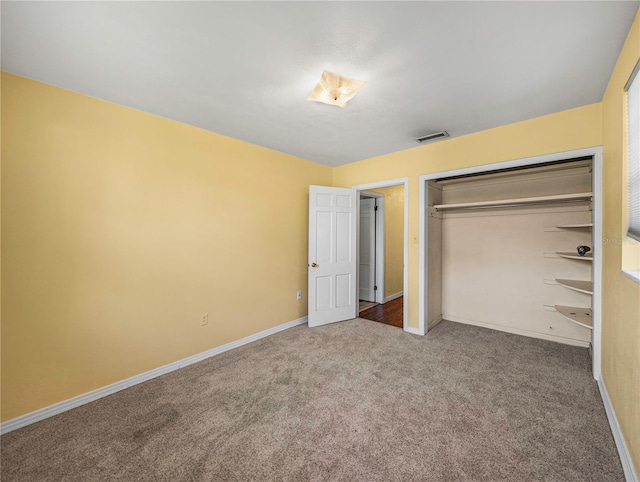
626, 60, 640, 242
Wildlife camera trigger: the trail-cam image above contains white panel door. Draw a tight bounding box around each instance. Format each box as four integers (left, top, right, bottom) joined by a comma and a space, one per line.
308, 185, 357, 327
359, 198, 376, 302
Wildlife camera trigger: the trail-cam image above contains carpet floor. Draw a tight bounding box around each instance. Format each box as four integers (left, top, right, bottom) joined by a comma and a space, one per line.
1, 319, 623, 481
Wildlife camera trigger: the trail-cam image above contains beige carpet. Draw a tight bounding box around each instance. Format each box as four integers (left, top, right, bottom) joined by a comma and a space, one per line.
1, 319, 623, 481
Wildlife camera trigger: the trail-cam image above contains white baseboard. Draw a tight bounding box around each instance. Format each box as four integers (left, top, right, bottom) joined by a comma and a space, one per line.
598, 378, 639, 482
445, 315, 590, 348
428, 315, 443, 331
383, 291, 403, 303
402, 315, 441, 336
409, 315, 589, 342
403, 326, 423, 335
0, 316, 308, 435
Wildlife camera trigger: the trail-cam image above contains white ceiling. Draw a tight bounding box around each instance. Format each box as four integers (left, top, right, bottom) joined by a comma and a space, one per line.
2, 1, 638, 167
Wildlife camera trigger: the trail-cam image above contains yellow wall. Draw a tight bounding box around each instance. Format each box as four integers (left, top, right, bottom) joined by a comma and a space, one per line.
1, 73, 332, 421
334, 103, 602, 329
601, 9, 640, 473
371, 185, 404, 298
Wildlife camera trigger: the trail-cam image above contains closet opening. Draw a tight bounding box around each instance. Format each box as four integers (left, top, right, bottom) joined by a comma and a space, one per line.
419, 148, 602, 378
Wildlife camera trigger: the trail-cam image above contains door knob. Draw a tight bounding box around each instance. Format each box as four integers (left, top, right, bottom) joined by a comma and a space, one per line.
310, 263, 318, 268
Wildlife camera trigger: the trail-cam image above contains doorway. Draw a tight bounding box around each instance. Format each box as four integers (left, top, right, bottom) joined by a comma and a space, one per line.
358, 191, 384, 307
354, 179, 408, 330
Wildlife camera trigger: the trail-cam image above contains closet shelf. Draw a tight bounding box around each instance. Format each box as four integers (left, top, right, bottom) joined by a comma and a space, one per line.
555, 279, 593, 295
556, 223, 593, 228
556, 252, 593, 261
555, 305, 593, 330
433, 192, 592, 211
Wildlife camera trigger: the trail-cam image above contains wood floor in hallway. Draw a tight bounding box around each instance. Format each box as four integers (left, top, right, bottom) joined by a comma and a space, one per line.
359, 296, 403, 328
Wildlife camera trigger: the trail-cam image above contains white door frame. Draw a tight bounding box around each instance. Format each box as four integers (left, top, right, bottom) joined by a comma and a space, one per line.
353, 178, 409, 332
418, 147, 603, 379
359, 191, 385, 304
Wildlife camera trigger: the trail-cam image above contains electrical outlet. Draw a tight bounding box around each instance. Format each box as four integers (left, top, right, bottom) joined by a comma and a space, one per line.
200, 313, 208, 326
296, 290, 303, 300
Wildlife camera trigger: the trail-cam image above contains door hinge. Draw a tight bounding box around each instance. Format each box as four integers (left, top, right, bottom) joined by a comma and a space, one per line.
374, 205, 378, 211
374, 285, 378, 291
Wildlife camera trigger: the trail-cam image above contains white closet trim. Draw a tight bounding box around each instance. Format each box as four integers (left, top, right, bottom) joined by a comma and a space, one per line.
419, 146, 603, 381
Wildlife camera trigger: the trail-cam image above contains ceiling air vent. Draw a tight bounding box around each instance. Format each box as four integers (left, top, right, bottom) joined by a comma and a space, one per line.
416, 131, 450, 143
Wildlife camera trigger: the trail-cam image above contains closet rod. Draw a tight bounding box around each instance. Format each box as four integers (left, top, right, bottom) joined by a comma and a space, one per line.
433, 192, 592, 212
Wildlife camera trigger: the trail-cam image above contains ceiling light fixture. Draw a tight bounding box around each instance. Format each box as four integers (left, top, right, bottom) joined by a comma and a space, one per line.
307, 70, 366, 108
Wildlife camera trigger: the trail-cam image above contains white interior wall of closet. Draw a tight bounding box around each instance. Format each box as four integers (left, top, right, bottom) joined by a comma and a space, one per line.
433, 160, 593, 346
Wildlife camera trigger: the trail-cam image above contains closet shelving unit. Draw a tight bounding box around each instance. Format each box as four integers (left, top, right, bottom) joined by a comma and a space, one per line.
433, 192, 592, 211
555, 279, 593, 295
433, 187, 596, 333
553, 223, 594, 331
556, 251, 593, 260
555, 305, 593, 329
556, 223, 593, 228
426, 156, 599, 360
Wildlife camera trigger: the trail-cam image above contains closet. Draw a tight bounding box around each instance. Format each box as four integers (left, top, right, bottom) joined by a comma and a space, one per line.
426, 157, 595, 348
